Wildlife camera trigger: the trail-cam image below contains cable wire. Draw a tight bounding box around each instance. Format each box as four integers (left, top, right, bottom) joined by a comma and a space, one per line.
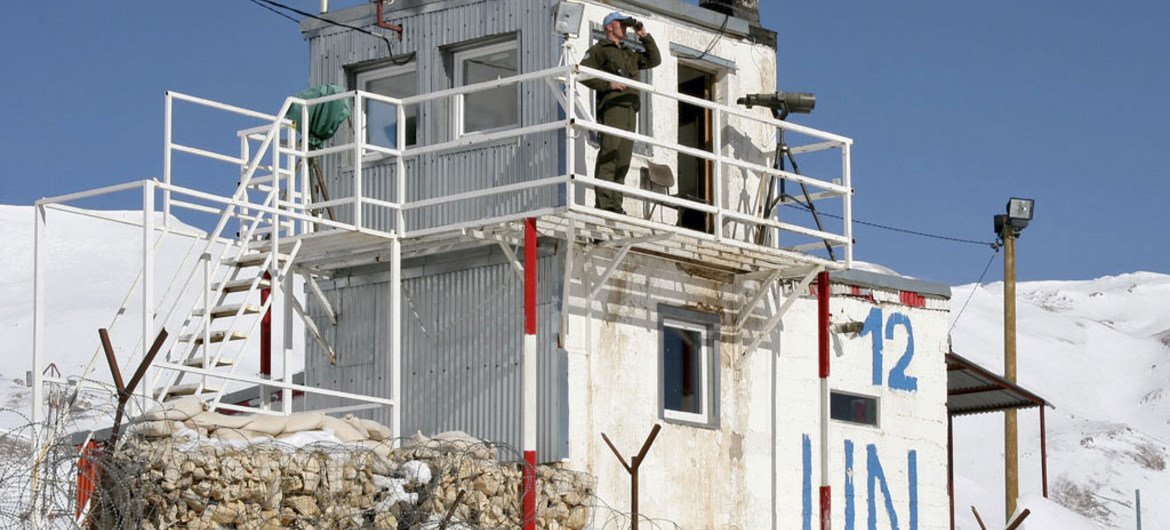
781, 203, 997, 248
696, 14, 730, 61
948, 247, 1000, 333
246, 0, 402, 61
245, 0, 299, 24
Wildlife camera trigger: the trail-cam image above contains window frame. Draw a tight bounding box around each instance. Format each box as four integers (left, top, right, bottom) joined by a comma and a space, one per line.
658, 305, 720, 428
452, 40, 520, 137
829, 390, 881, 428
355, 61, 419, 151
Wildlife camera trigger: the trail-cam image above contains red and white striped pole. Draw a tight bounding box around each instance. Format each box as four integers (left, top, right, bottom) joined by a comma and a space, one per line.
522, 217, 538, 530
817, 270, 831, 529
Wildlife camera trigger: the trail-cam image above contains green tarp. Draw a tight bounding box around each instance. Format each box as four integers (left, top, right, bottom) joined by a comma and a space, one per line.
285, 84, 351, 149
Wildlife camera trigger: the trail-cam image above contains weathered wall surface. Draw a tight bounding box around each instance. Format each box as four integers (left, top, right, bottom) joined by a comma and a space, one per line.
561, 249, 952, 529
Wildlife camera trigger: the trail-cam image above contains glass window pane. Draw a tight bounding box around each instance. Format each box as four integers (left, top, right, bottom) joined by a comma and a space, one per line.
830, 392, 878, 426
364, 70, 417, 147
663, 325, 703, 414
462, 48, 518, 133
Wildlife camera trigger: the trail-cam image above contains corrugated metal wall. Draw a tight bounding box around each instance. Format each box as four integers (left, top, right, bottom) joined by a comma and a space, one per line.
306, 0, 564, 233
304, 244, 568, 460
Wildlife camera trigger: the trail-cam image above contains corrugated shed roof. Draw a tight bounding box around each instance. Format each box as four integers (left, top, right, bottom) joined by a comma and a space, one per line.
947, 351, 1049, 417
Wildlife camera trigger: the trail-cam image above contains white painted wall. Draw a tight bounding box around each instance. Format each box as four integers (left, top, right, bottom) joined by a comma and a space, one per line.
561, 249, 951, 529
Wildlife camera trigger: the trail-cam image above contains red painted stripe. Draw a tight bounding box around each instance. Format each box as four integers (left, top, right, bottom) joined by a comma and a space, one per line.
524, 218, 537, 335
818, 271, 830, 379
899, 290, 926, 308
523, 450, 537, 530
819, 485, 832, 529
76, 440, 100, 518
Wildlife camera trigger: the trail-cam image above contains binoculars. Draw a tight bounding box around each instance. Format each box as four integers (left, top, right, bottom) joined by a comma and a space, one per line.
621, 18, 644, 31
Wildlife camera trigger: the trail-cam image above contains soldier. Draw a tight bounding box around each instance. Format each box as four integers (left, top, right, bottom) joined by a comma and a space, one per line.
580, 11, 661, 214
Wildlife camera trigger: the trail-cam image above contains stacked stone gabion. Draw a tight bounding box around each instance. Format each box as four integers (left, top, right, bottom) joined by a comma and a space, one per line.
92, 424, 595, 529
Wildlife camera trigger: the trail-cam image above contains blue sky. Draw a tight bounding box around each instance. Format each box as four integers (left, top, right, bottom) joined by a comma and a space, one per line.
1, 1, 1166, 285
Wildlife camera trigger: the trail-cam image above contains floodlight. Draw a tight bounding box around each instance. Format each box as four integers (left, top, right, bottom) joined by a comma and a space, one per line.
554, 2, 585, 37
1007, 198, 1034, 222
994, 197, 1035, 236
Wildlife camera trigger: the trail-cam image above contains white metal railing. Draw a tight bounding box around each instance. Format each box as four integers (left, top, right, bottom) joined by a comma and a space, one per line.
154, 64, 852, 266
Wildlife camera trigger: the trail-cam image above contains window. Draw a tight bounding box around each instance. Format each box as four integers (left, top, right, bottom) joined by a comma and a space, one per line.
659, 306, 719, 427
357, 63, 418, 148
830, 391, 879, 427
454, 41, 519, 135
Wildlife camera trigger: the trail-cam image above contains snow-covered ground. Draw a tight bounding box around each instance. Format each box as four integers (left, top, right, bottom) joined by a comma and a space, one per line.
1, 204, 1166, 528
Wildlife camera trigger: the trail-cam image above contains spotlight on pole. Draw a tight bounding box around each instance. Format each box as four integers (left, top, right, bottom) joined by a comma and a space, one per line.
994, 197, 1035, 236
995, 196, 1034, 523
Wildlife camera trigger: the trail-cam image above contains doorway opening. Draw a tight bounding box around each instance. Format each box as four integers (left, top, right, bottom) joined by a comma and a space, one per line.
676, 64, 716, 233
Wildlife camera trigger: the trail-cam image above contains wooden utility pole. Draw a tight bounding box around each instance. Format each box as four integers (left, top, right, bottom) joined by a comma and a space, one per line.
1002, 228, 1018, 523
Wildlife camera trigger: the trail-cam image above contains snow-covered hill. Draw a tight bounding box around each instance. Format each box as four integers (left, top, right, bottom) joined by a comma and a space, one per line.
1, 204, 1166, 528
950, 272, 1170, 529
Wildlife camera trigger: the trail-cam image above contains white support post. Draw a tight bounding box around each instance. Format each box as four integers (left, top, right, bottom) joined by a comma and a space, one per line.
301, 99, 311, 234
396, 99, 407, 234
282, 264, 294, 414
30, 205, 46, 528
353, 92, 364, 229
712, 108, 723, 241
31, 205, 45, 428
559, 219, 575, 346
565, 70, 577, 203
202, 253, 211, 389
143, 182, 156, 400
842, 143, 853, 268
390, 236, 402, 440
163, 93, 173, 228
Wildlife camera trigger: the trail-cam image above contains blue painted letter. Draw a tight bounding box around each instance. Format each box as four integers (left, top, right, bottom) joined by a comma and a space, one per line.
844, 439, 855, 530
802, 434, 812, 530
867, 444, 901, 530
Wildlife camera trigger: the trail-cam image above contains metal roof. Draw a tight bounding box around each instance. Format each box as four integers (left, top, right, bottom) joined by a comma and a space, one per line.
947, 352, 1049, 417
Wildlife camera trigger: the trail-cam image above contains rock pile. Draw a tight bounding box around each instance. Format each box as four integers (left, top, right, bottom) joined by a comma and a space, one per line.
92, 399, 595, 529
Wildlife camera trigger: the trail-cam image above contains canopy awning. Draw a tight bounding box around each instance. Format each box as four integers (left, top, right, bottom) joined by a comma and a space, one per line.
947, 351, 1048, 417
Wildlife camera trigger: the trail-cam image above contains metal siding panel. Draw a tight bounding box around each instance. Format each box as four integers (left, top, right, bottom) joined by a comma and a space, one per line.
305, 0, 561, 235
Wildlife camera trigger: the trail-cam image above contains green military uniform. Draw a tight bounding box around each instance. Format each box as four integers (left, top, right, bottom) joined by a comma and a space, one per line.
580, 33, 661, 213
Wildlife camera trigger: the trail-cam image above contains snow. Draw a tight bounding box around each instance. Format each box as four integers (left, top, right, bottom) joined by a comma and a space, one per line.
950, 272, 1170, 529
2, 203, 1166, 528
0, 204, 302, 433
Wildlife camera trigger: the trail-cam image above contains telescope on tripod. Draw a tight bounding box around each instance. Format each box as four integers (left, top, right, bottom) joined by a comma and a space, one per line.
737, 90, 834, 259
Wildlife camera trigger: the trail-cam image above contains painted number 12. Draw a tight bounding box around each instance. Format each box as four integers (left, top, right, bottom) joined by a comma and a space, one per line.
860, 307, 917, 391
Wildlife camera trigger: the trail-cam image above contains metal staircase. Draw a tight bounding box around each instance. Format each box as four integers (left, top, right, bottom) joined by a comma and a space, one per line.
151, 131, 307, 406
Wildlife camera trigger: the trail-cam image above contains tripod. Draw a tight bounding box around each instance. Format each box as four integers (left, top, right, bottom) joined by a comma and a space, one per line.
757, 106, 836, 261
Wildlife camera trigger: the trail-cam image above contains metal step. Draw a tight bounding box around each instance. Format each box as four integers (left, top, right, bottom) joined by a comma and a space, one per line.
181, 356, 236, 368
214, 277, 270, 293
192, 303, 261, 319
158, 383, 220, 398
178, 330, 248, 344
226, 251, 291, 269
